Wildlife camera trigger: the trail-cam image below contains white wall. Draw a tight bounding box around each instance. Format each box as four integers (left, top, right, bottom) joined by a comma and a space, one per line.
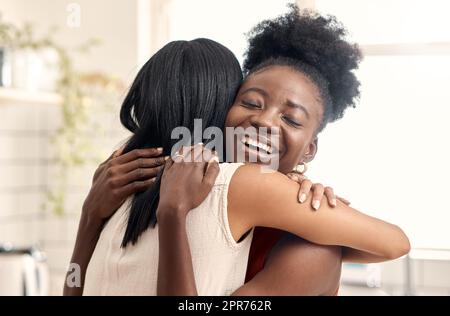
0, 0, 140, 83
308, 0, 450, 250
168, 0, 294, 64
0, 0, 138, 294
0, 89, 128, 295
1, 0, 449, 295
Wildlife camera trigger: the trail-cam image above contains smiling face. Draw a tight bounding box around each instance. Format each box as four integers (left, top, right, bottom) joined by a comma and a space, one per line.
225, 65, 324, 174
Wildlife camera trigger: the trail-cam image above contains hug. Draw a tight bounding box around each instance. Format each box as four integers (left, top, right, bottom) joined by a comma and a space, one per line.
65, 4, 410, 296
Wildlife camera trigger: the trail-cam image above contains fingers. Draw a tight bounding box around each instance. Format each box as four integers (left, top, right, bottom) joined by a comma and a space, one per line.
173, 143, 210, 164
170, 144, 218, 184
192, 143, 206, 164
118, 155, 168, 174
336, 195, 351, 205
186, 143, 209, 162
164, 156, 174, 169
286, 172, 307, 183
172, 146, 188, 163
102, 149, 168, 184
287, 170, 308, 180
101, 147, 168, 188
118, 178, 157, 197
102, 151, 117, 166
113, 165, 165, 187
96, 144, 125, 169
113, 147, 164, 164
104, 146, 123, 165
324, 186, 337, 207
112, 144, 126, 158
291, 173, 341, 210
298, 179, 313, 204
311, 183, 325, 211
297, 179, 341, 210
94, 147, 125, 182
92, 164, 106, 183
203, 156, 220, 186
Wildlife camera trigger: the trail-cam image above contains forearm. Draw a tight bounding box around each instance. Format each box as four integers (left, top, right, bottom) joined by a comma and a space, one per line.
157, 209, 198, 296
229, 165, 411, 261
256, 196, 410, 260
283, 200, 410, 260
63, 211, 104, 296
342, 247, 403, 263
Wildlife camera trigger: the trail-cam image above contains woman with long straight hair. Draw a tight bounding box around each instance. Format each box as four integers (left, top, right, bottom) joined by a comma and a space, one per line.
66, 6, 410, 296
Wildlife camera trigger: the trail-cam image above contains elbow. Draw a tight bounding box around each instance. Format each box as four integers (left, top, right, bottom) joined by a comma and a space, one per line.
386, 227, 411, 260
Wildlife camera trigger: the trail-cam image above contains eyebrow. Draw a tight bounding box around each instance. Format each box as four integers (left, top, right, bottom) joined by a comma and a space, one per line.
240, 86, 311, 119
285, 100, 310, 119
239, 87, 269, 97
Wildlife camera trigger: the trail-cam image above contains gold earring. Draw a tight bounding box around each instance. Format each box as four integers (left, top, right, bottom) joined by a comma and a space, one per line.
293, 162, 308, 174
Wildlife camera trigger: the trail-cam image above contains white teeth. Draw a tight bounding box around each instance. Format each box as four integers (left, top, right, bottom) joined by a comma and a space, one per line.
241, 136, 273, 154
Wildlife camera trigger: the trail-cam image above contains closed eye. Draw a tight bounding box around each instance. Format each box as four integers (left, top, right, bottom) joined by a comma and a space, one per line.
282, 115, 302, 128
241, 100, 262, 109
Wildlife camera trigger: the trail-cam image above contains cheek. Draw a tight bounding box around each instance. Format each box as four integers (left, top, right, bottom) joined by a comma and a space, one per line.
225, 105, 248, 127
279, 132, 309, 172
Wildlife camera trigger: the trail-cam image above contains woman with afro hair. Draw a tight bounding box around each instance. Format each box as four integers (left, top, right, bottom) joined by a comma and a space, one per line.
75, 5, 409, 296
154, 5, 409, 295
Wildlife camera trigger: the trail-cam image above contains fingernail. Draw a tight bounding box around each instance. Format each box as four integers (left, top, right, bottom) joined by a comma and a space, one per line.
209, 156, 219, 163
164, 156, 170, 161
157, 147, 163, 152
331, 198, 337, 207
312, 200, 320, 210
299, 193, 307, 203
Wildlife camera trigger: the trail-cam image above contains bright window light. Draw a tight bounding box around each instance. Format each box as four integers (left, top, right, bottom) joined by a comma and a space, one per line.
168, 0, 294, 64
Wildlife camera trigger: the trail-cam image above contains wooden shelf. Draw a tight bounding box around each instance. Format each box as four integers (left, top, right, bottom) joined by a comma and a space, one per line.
0, 87, 61, 105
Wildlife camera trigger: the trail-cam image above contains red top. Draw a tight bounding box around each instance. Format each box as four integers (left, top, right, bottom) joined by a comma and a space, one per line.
245, 227, 284, 282
245, 226, 339, 295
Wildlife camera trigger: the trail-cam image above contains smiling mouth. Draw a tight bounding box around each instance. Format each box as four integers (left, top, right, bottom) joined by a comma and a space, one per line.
240, 135, 274, 156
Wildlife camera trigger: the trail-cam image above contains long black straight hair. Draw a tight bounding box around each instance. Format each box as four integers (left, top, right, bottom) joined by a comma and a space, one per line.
119, 38, 243, 247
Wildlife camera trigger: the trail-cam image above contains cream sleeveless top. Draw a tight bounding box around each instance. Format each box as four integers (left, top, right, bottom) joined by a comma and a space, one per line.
83, 162, 253, 296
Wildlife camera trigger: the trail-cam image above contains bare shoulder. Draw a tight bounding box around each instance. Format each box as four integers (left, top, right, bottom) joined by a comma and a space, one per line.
228, 164, 296, 213
227, 164, 296, 241
230, 164, 291, 188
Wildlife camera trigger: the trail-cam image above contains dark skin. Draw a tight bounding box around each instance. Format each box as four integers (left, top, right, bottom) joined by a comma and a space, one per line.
63, 147, 167, 296
226, 67, 323, 175
64, 66, 354, 296
64, 65, 352, 296
158, 67, 341, 295
157, 144, 220, 295
233, 235, 342, 295
156, 66, 408, 296
63, 143, 335, 295
243, 67, 407, 269
156, 145, 344, 296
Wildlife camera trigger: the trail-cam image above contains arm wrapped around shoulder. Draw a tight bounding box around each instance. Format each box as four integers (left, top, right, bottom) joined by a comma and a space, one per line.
227, 164, 410, 261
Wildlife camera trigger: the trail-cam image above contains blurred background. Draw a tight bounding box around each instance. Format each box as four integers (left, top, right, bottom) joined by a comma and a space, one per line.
0, 0, 449, 296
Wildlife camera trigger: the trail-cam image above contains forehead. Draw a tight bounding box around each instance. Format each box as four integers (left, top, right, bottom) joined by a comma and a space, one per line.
240, 65, 322, 106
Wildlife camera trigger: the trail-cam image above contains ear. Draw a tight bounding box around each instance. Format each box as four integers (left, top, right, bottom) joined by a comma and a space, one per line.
302, 138, 318, 163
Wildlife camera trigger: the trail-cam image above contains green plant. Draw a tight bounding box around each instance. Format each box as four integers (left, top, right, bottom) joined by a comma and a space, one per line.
0, 18, 124, 215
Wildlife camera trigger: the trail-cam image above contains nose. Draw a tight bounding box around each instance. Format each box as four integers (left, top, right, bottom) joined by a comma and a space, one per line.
249, 107, 279, 131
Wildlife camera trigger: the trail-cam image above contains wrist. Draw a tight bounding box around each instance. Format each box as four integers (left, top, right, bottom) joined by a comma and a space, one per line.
156, 205, 188, 225
81, 205, 104, 230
